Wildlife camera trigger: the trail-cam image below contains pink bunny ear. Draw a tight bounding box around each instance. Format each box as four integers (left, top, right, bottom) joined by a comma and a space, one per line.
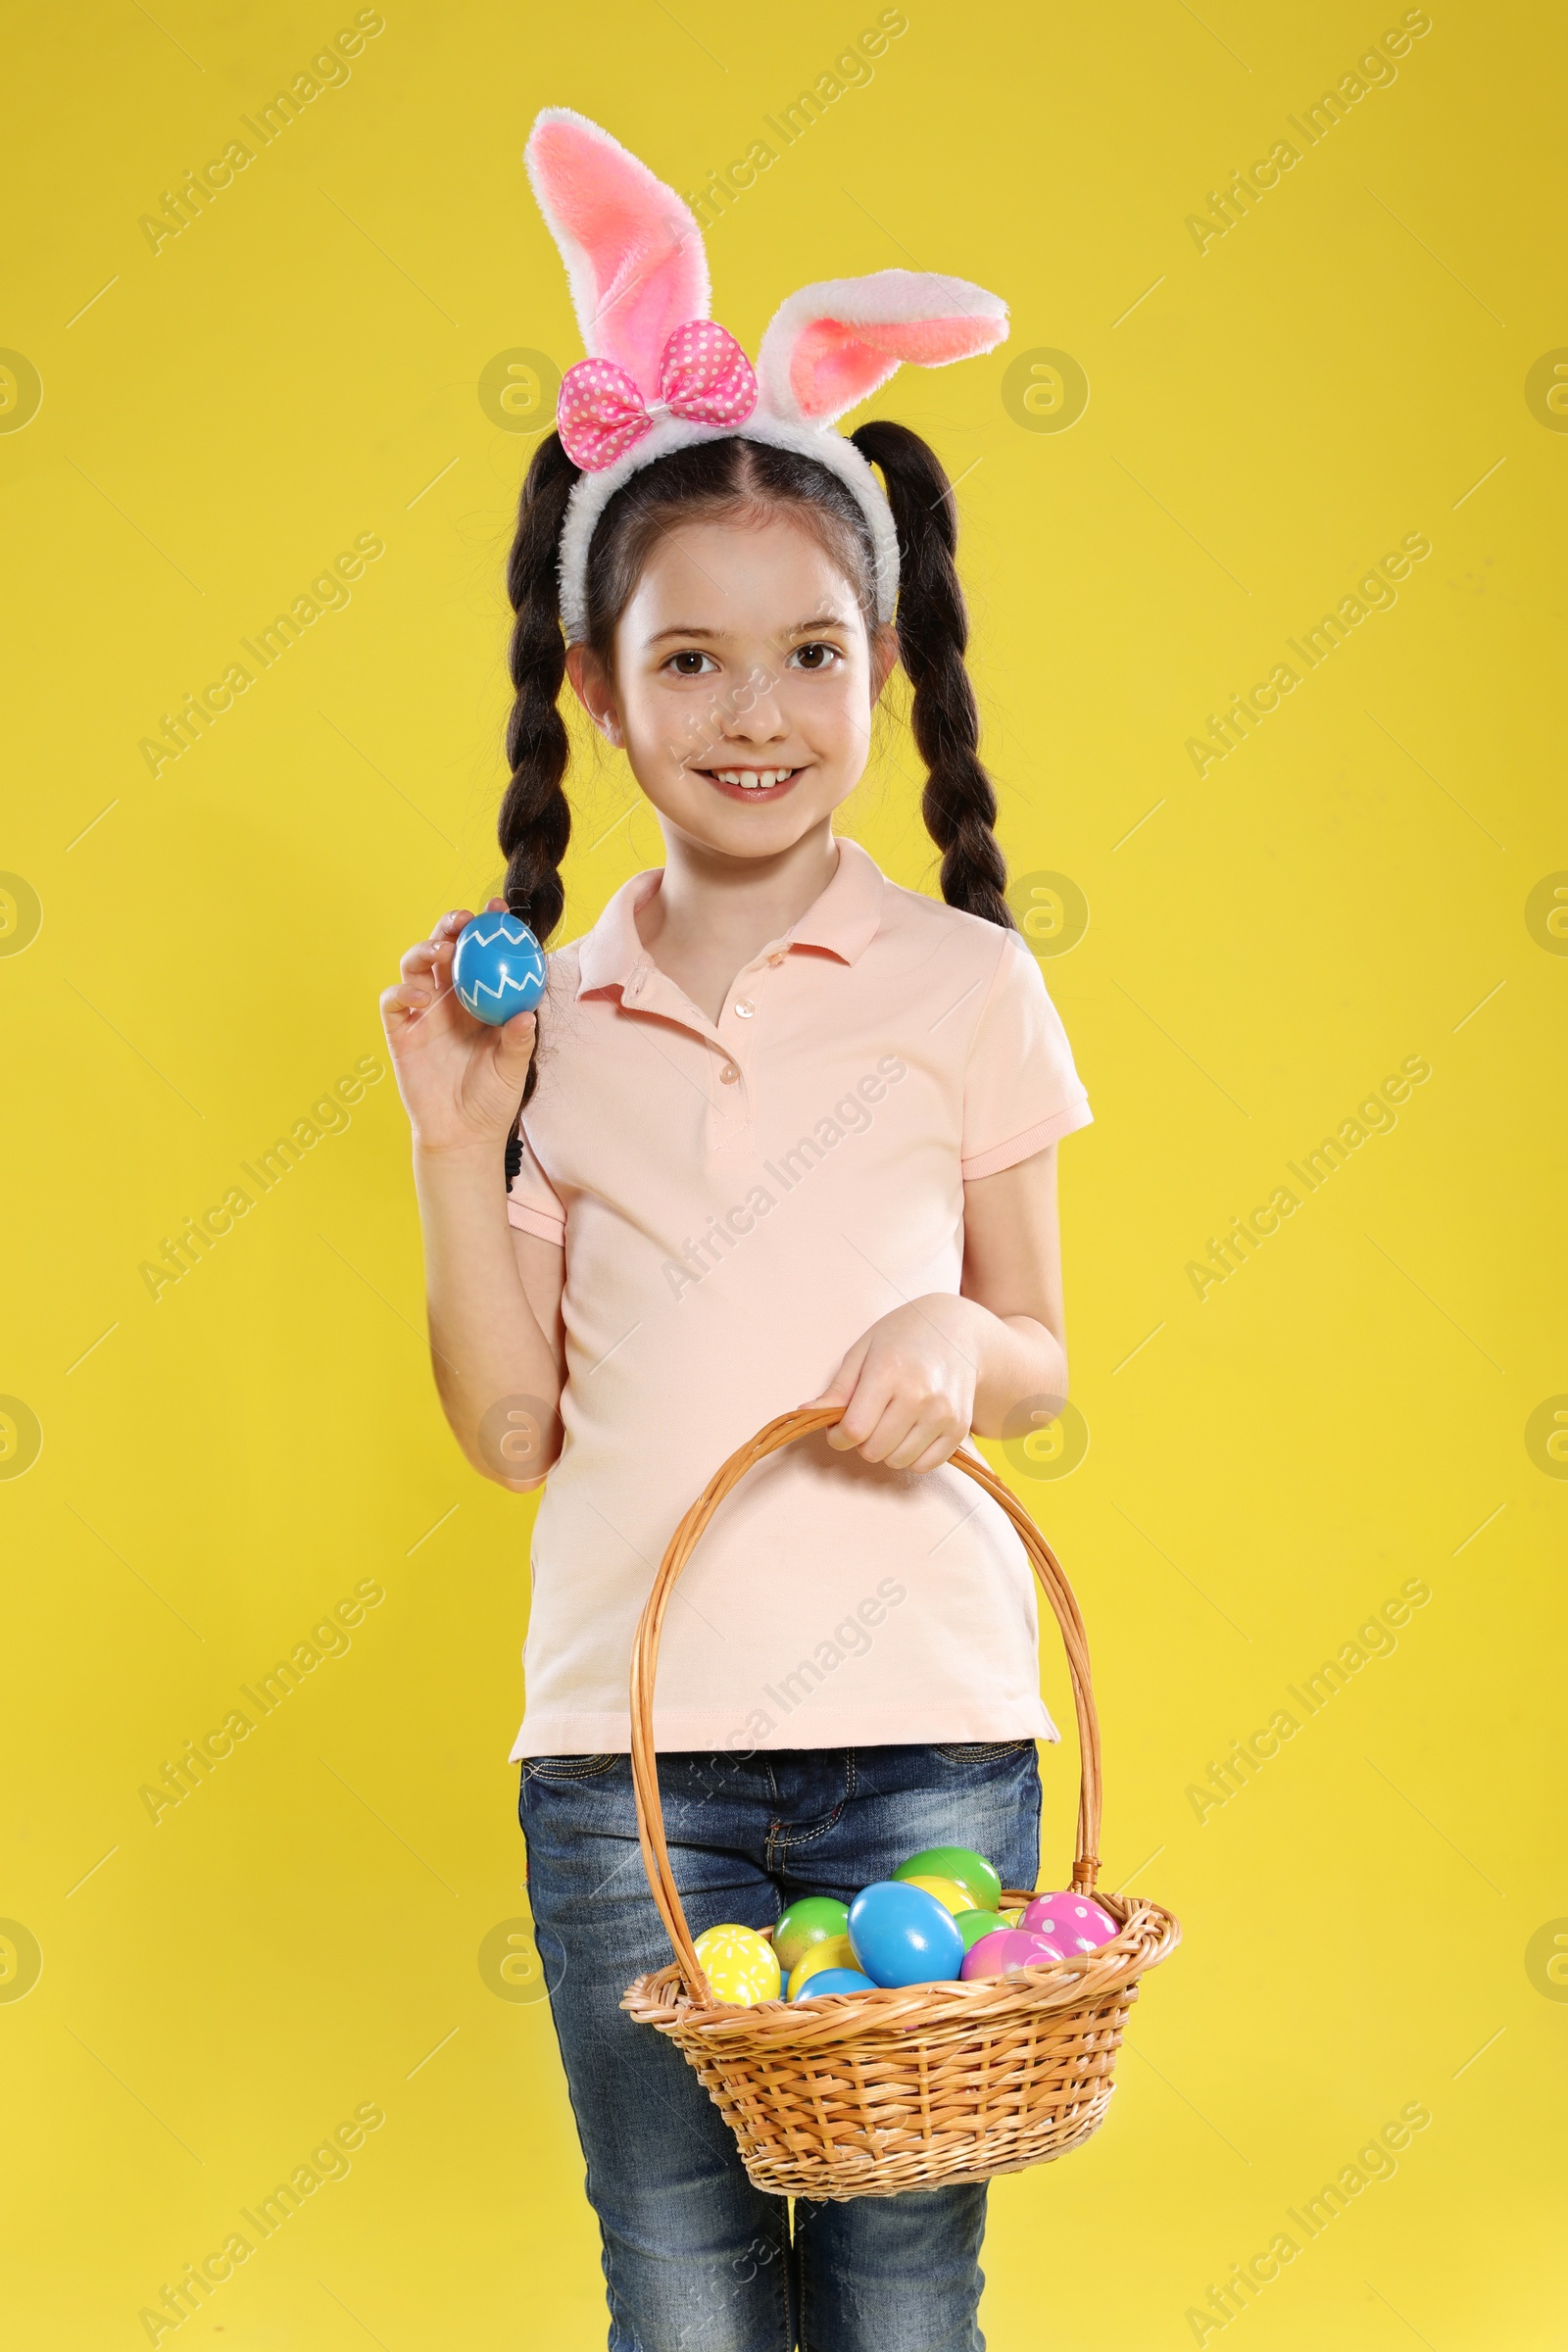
525, 109, 710, 396
757, 271, 1008, 426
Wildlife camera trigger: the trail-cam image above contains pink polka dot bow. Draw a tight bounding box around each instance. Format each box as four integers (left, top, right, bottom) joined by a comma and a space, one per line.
556, 319, 759, 470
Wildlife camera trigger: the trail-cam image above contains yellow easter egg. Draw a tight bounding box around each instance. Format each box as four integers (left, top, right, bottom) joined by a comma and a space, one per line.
693, 1923, 782, 2006
787, 1934, 857, 1998
1001, 1906, 1025, 1927
901, 1874, 977, 1916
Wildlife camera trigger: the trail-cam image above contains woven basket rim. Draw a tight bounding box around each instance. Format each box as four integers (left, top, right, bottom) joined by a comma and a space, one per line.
622, 1895, 1181, 2043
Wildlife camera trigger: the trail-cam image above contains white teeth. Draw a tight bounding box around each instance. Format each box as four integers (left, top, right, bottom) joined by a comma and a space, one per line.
711, 768, 794, 789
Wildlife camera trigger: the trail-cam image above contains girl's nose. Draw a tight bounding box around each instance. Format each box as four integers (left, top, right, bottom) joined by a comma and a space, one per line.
724, 693, 788, 742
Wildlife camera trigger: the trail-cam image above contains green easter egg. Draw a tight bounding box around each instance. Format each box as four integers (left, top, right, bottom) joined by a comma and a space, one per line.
773, 1895, 851, 1976
894, 1845, 1003, 1914
956, 1908, 1011, 1952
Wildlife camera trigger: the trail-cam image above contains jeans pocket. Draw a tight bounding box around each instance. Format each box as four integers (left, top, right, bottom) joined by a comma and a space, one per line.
931, 1739, 1037, 1766
519, 1752, 621, 1783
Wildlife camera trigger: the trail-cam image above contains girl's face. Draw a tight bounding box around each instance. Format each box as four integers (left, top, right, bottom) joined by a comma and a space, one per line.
567, 509, 895, 861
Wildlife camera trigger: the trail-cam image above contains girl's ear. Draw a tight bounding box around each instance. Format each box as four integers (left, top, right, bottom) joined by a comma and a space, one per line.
757, 270, 1007, 426
869, 621, 901, 707
564, 642, 624, 747
525, 110, 710, 398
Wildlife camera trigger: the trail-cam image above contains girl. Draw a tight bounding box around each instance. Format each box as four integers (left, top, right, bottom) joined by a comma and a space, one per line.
382, 112, 1092, 2352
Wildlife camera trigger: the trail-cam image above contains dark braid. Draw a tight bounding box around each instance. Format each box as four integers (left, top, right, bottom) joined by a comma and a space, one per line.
851, 419, 1013, 931
500, 430, 578, 1134
502, 430, 578, 937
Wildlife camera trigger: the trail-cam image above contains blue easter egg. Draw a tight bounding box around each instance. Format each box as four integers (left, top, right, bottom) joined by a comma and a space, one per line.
848, 1881, 965, 1988
452, 911, 547, 1024
791, 1968, 875, 1999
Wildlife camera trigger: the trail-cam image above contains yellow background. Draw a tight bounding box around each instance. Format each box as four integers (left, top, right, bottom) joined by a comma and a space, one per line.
3, 1, 1563, 2344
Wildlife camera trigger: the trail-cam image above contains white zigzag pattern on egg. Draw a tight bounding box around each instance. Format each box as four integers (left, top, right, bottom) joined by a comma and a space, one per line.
458, 967, 542, 1011
463, 917, 531, 949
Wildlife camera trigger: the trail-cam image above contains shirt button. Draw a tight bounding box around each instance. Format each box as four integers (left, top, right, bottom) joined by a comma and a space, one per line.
719, 1063, 738, 1084
734, 1000, 756, 1019
767, 952, 786, 967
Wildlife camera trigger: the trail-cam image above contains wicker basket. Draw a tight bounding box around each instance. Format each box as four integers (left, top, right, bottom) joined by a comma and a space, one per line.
620, 1404, 1180, 2201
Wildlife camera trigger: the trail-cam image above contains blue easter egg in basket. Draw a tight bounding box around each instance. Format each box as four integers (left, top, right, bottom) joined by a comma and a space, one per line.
791, 1967, 875, 1999
452, 911, 547, 1024
847, 1881, 965, 1988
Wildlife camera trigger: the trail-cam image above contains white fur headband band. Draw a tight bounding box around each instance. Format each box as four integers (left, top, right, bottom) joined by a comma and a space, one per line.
523, 109, 1009, 644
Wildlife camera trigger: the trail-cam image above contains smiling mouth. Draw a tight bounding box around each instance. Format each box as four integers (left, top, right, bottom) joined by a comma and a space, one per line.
698, 765, 805, 801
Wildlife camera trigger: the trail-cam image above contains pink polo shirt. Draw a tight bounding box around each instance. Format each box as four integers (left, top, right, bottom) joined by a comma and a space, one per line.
506, 837, 1092, 1758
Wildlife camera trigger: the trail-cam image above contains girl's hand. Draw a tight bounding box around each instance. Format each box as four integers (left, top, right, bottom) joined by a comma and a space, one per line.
808, 1297, 982, 1474
380, 901, 539, 1155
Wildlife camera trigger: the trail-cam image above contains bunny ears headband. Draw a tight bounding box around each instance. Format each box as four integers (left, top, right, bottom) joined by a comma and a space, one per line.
524, 109, 1010, 643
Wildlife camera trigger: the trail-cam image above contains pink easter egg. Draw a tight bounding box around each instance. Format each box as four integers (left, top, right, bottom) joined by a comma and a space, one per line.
958, 1928, 1065, 1982
1019, 1891, 1120, 1954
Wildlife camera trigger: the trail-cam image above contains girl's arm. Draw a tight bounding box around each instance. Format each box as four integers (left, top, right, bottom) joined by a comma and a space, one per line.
809, 1144, 1068, 1474
382, 906, 564, 1492
413, 1162, 565, 1491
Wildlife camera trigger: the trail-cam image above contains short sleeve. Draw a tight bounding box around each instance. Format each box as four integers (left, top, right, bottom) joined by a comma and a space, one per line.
506, 1123, 566, 1246
961, 933, 1092, 1181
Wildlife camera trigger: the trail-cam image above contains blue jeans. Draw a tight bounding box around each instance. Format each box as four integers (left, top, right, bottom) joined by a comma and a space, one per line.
518, 1740, 1043, 2352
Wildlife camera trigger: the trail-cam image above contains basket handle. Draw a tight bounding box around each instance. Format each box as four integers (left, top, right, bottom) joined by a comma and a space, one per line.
628, 1404, 1104, 2001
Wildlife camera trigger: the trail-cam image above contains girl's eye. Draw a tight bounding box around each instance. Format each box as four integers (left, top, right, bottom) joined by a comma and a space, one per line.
790, 642, 843, 671
664, 649, 718, 676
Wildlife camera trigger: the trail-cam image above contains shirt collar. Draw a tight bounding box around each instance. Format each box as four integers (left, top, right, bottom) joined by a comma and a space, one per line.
574, 835, 886, 999
785, 836, 885, 963
575, 868, 662, 998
